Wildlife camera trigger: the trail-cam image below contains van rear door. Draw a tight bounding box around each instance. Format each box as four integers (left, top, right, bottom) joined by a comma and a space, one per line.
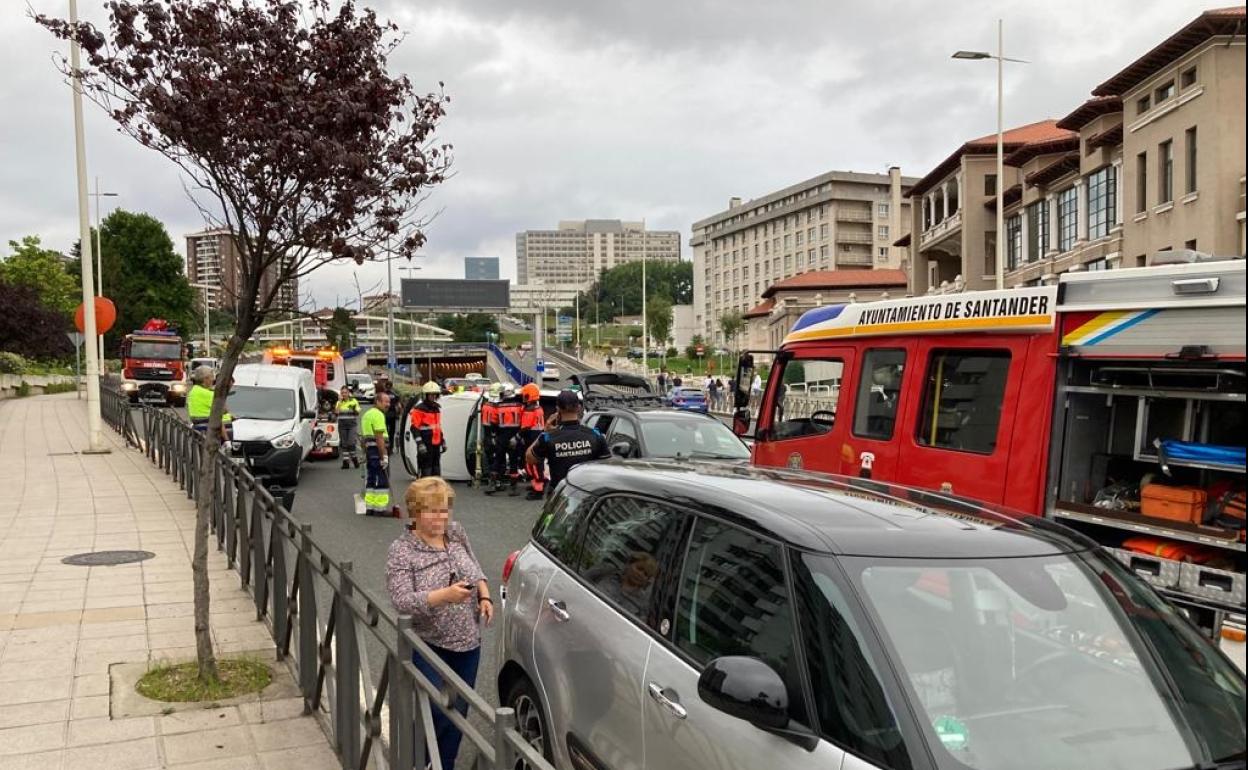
895, 338, 1028, 504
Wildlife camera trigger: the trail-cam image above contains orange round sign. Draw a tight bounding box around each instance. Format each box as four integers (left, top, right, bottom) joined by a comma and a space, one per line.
75, 297, 117, 335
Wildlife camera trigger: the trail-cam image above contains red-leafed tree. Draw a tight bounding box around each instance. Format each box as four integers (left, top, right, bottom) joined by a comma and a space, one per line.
37, 0, 451, 683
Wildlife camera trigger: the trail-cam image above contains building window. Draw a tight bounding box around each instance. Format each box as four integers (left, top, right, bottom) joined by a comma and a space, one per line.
1154, 80, 1175, 103
1135, 152, 1148, 213
807, 227, 815, 241
1185, 239, 1198, 251
1181, 66, 1198, 88
1005, 214, 1023, 270
1027, 200, 1048, 259
820, 245, 829, 259
1159, 140, 1174, 204
1185, 127, 1197, 194
808, 249, 816, 266
1057, 186, 1078, 252
877, 225, 890, 239
1137, 95, 1151, 114
795, 231, 804, 246
984, 174, 997, 196
877, 202, 890, 218
784, 234, 792, 248
984, 232, 996, 276
877, 247, 889, 262
1087, 165, 1117, 239
1085, 258, 1109, 272
820, 223, 828, 239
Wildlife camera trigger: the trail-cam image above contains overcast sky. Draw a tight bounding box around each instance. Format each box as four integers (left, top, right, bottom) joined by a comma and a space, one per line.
0, 1, 1220, 310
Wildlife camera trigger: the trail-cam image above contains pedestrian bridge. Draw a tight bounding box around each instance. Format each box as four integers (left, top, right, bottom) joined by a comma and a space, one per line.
253, 314, 453, 352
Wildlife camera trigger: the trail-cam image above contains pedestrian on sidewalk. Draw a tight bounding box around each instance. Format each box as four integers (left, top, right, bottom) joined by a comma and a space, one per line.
386, 477, 493, 770
336, 385, 361, 470
360, 392, 393, 516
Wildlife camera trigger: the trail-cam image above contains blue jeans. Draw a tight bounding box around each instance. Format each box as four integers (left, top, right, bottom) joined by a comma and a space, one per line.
413, 644, 481, 769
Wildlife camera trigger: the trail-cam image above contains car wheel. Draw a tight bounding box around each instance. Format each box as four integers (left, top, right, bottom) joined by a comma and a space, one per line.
504, 675, 553, 770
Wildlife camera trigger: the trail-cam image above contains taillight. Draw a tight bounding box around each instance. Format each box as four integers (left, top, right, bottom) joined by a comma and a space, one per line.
501, 550, 520, 584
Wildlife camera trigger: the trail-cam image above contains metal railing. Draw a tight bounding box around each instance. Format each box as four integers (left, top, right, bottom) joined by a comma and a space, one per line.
708, 390, 839, 421
106, 401, 553, 770
100, 383, 143, 449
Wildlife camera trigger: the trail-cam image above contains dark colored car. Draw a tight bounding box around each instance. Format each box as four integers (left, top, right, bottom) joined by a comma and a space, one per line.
584, 408, 749, 462
663, 386, 708, 413
497, 461, 1247, 770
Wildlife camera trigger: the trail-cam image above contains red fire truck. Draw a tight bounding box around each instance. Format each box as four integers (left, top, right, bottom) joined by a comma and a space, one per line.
119, 319, 189, 407
733, 257, 1245, 637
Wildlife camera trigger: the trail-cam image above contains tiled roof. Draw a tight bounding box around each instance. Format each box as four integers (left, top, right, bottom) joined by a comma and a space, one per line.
762, 269, 908, 298
1086, 123, 1124, 150
1024, 154, 1082, 188
1056, 96, 1123, 130
742, 298, 775, 319
1005, 133, 1080, 167
908, 120, 1070, 197
1093, 7, 1246, 96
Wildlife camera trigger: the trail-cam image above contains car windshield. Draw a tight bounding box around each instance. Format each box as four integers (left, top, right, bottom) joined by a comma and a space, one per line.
128, 341, 182, 360
812, 551, 1244, 770
639, 415, 750, 459
349, 374, 372, 384
227, 386, 295, 421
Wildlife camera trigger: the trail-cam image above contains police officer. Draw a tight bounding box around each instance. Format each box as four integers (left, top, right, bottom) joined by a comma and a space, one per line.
336, 385, 361, 470
360, 392, 392, 516
186, 365, 231, 442
518, 383, 545, 500
480, 383, 502, 488
409, 381, 446, 478
527, 390, 608, 497
487, 384, 523, 496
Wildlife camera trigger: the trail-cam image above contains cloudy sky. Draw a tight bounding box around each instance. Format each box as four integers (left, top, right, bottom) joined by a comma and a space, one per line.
0, 0, 1220, 310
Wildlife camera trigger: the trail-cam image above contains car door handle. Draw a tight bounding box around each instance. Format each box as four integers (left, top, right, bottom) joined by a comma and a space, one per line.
647, 683, 687, 720
546, 598, 570, 622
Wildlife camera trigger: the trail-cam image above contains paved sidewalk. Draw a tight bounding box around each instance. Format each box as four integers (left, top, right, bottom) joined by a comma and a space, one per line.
0, 394, 338, 770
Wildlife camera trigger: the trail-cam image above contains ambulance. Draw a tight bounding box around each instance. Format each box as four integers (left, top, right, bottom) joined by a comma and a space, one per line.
732, 257, 1245, 638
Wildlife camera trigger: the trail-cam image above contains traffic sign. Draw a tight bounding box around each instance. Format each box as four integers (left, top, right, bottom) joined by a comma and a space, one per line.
66, 332, 85, 348
536, 358, 545, 374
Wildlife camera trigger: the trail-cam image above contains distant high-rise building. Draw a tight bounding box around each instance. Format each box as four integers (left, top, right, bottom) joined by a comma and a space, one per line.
464, 256, 500, 280
185, 229, 298, 314
515, 220, 681, 289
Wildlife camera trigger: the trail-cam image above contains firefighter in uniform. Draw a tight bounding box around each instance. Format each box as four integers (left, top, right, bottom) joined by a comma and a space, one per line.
187, 366, 231, 442
527, 390, 609, 497
410, 381, 446, 478
480, 383, 502, 488
519, 383, 546, 500
360, 392, 392, 516
487, 384, 523, 495
336, 385, 361, 470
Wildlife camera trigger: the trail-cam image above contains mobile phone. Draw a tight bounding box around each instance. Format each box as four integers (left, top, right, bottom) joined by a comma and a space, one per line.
448, 570, 458, 586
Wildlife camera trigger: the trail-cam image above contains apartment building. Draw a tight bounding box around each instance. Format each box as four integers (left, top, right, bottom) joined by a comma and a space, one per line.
742, 269, 908, 353
907, 7, 1245, 292
185, 229, 298, 313
691, 167, 915, 343
514, 220, 681, 288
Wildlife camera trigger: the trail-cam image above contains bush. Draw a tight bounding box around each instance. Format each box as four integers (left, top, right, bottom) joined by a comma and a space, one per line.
0, 351, 28, 374
15, 381, 31, 397
43, 382, 79, 395
666, 347, 678, 358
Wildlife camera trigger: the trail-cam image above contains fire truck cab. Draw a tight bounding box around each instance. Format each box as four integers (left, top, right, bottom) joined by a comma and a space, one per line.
120, 319, 189, 407
735, 258, 1245, 636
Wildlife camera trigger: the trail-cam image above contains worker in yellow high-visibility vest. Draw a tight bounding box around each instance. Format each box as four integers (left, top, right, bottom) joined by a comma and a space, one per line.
186, 366, 231, 442
360, 392, 392, 516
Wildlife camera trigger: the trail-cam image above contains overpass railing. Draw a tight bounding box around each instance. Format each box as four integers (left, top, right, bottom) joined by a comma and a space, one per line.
487, 343, 533, 386
103, 402, 554, 770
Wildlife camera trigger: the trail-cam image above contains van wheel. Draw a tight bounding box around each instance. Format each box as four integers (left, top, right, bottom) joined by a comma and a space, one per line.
504, 675, 552, 770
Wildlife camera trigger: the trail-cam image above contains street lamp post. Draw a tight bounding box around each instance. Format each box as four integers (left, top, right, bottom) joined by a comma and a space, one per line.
90, 178, 118, 366
953, 19, 1027, 291
68, 0, 106, 454
399, 266, 421, 379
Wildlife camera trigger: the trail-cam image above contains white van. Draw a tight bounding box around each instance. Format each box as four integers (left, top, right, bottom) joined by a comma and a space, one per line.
227, 364, 317, 485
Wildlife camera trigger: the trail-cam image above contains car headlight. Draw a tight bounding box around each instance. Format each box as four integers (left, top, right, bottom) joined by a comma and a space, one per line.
121, 382, 137, 391
271, 432, 297, 450
170, 382, 187, 393
230, 441, 242, 452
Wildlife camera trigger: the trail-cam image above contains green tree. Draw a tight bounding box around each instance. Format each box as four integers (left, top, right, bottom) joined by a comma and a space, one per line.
434, 313, 499, 343
325, 307, 355, 350
68, 211, 197, 355
0, 236, 78, 315
719, 311, 745, 351
646, 295, 673, 353
685, 333, 706, 361
578, 260, 693, 321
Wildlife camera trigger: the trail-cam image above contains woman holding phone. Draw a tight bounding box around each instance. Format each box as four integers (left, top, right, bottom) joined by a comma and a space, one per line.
385, 477, 492, 769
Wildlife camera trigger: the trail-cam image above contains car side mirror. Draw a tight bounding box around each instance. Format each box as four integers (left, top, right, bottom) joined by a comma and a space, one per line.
610, 440, 634, 459
697, 656, 789, 730
301, 409, 317, 420
732, 353, 755, 410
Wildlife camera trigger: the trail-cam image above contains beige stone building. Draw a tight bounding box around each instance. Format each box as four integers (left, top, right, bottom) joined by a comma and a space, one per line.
185, 229, 298, 313
907, 7, 1245, 292
742, 269, 908, 355
514, 220, 680, 289
691, 168, 915, 344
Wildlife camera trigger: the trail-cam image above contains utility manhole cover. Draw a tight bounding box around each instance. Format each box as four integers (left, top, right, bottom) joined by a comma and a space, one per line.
62, 550, 156, 566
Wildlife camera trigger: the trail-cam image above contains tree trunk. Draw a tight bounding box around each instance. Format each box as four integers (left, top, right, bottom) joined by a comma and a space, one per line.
192, 333, 247, 684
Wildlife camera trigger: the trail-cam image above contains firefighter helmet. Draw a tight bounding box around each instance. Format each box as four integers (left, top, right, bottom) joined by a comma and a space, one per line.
421, 381, 441, 395
501, 383, 516, 397
520, 383, 540, 402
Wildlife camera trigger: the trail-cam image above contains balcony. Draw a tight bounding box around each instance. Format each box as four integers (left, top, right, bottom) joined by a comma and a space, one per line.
836, 232, 873, 245
837, 210, 872, 223
919, 211, 962, 250
838, 251, 873, 267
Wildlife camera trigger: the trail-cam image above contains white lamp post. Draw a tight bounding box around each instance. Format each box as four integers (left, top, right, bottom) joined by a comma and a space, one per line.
189, 282, 214, 357
89, 178, 118, 366
953, 19, 1028, 291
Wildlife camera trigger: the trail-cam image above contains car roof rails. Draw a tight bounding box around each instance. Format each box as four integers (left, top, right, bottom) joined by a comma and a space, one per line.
571, 370, 664, 411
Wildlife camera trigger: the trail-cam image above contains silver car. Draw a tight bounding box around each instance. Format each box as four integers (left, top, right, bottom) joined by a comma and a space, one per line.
498, 461, 1246, 770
